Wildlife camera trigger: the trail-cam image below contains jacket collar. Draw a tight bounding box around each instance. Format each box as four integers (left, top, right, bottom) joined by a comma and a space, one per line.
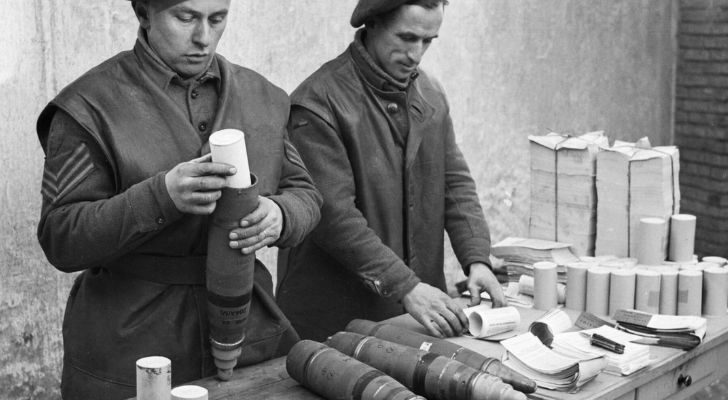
351, 29, 418, 92
133, 28, 220, 92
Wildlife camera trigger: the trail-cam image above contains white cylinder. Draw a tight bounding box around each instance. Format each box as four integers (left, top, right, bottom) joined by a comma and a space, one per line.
668, 214, 696, 262
209, 129, 252, 189
136, 356, 171, 400
635, 269, 661, 314
609, 269, 636, 317
702, 256, 728, 267
566, 262, 589, 311
703, 267, 728, 317
678, 270, 703, 316
465, 305, 521, 338
517, 275, 566, 303
636, 217, 666, 266
172, 385, 208, 400
533, 261, 558, 310
659, 270, 679, 315
586, 267, 610, 316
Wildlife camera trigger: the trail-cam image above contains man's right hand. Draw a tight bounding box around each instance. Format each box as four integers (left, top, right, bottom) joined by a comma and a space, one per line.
402, 282, 468, 338
165, 154, 236, 215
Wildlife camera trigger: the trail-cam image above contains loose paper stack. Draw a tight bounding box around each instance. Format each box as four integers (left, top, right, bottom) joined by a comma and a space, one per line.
492, 237, 579, 284
595, 138, 680, 258
501, 332, 606, 391
552, 326, 652, 376
529, 131, 608, 256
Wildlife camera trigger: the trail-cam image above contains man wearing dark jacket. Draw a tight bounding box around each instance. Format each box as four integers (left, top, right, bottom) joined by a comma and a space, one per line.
36, 0, 321, 398
277, 0, 505, 342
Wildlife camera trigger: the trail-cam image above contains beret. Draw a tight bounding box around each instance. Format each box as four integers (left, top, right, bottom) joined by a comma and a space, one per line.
350, 0, 410, 28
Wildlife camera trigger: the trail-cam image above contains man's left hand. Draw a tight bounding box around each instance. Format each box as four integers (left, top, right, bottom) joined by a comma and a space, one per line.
467, 262, 507, 308
228, 197, 283, 254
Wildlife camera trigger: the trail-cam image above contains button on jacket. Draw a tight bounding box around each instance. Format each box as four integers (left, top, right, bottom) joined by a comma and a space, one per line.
277, 30, 492, 341
36, 38, 321, 399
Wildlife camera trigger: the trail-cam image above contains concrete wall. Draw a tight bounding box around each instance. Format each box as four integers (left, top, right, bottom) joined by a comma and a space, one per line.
0, 1, 676, 398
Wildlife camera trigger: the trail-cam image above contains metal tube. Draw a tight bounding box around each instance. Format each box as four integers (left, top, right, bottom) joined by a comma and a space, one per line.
206, 174, 258, 380
286, 340, 425, 400
327, 332, 526, 400
345, 319, 537, 394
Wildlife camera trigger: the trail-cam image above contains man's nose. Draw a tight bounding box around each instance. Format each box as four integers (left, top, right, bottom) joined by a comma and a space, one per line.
192, 21, 212, 47
406, 43, 425, 64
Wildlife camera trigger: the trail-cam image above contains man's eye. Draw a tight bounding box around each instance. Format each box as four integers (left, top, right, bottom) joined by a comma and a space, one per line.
210, 16, 225, 24
177, 14, 194, 22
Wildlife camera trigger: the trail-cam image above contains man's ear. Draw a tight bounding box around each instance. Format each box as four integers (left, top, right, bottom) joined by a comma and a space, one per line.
132, 1, 152, 30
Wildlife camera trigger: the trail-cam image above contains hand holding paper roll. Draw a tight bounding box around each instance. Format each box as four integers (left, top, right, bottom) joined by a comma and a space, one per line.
209, 129, 284, 255
165, 153, 238, 215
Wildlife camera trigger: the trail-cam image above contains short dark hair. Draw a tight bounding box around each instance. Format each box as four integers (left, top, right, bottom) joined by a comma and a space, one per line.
366, 0, 448, 28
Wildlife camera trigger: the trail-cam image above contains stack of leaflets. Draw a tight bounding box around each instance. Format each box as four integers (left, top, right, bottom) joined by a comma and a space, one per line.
491, 237, 579, 284
595, 138, 680, 258
501, 332, 606, 391
529, 131, 608, 256
551, 326, 652, 376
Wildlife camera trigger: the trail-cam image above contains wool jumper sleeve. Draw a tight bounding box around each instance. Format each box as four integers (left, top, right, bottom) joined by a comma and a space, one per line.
37, 110, 183, 272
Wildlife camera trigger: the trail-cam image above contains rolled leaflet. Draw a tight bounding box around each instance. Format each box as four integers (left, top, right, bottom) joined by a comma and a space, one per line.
286, 340, 424, 400
345, 319, 536, 394
326, 331, 526, 400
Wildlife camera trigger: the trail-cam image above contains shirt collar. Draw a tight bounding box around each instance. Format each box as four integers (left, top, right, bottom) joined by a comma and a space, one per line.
133, 28, 221, 91
350, 29, 418, 92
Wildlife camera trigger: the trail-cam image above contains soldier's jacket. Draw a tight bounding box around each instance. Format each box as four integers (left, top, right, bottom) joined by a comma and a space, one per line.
277, 30, 492, 342
36, 38, 321, 399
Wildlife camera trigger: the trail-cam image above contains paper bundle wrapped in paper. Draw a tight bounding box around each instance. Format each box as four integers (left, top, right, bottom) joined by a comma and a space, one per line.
595, 138, 680, 258
529, 131, 608, 256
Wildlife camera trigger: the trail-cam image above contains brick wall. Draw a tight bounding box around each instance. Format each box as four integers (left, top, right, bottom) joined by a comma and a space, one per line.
676, 0, 728, 257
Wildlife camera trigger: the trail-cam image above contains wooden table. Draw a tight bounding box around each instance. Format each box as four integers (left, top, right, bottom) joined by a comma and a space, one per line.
171, 305, 728, 400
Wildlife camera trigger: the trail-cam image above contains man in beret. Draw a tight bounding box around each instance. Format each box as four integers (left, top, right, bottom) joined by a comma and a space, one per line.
36, 0, 321, 398
277, 0, 506, 342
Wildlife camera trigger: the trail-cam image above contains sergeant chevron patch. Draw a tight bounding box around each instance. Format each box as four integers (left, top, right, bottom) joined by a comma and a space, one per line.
42, 142, 95, 204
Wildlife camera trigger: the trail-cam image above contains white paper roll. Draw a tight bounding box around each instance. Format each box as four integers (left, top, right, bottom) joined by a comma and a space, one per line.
586, 267, 610, 316
635, 269, 661, 314
659, 270, 679, 315
702, 256, 728, 267
703, 267, 728, 317
566, 262, 589, 311
464, 305, 521, 338
533, 261, 558, 310
517, 275, 566, 304
668, 214, 696, 262
136, 356, 171, 400
172, 385, 208, 400
678, 270, 703, 316
636, 217, 666, 266
209, 129, 252, 189
609, 269, 636, 317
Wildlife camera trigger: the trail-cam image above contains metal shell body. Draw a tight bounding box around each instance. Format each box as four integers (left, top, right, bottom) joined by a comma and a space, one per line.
345, 319, 537, 394
206, 175, 259, 379
287, 340, 425, 400
326, 332, 527, 400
